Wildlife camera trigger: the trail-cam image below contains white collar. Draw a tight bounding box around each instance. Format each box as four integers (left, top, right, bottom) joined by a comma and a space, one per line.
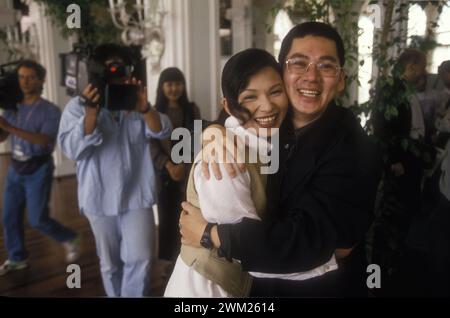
224, 116, 273, 162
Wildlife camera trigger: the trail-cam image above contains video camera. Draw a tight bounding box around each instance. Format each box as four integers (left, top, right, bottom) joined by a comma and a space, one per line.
59, 44, 143, 111
0, 61, 23, 111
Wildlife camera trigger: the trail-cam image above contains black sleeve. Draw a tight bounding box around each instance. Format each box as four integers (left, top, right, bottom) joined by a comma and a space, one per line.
218, 130, 381, 274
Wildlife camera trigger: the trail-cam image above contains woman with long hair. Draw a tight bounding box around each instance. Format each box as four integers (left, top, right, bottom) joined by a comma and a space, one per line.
151, 67, 201, 262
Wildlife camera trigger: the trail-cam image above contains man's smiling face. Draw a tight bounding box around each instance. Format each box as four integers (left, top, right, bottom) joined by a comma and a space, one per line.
283, 35, 345, 128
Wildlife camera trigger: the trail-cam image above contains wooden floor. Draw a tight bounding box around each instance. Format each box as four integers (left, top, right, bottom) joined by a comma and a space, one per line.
0, 156, 172, 297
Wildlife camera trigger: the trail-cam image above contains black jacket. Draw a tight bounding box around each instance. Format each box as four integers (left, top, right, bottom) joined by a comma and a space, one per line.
217, 103, 381, 273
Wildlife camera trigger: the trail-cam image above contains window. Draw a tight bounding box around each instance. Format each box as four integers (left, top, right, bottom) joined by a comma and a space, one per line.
431, 4, 450, 73
219, 0, 232, 57
407, 4, 427, 46
358, 15, 374, 105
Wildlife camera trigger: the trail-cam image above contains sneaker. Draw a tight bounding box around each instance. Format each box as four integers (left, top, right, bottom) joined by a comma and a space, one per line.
63, 235, 81, 263
0, 259, 28, 276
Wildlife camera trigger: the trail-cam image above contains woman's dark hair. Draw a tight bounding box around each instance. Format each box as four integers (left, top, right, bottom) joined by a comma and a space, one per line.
278, 21, 346, 70
221, 48, 282, 123
16, 60, 46, 80
155, 67, 195, 127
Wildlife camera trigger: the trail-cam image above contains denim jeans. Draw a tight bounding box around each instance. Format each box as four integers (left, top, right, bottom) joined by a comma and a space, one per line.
85, 208, 154, 297
2, 160, 77, 262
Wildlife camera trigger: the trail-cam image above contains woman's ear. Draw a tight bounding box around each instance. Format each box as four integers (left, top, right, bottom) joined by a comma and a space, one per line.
221, 98, 232, 116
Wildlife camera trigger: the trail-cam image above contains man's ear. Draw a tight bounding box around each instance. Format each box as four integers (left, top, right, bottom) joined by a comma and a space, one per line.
337, 71, 346, 94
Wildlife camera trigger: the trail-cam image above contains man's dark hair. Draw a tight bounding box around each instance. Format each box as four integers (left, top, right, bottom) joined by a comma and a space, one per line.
438, 60, 450, 76
16, 60, 46, 80
221, 48, 282, 123
92, 43, 135, 66
396, 48, 426, 68
278, 22, 346, 69
392, 48, 426, 78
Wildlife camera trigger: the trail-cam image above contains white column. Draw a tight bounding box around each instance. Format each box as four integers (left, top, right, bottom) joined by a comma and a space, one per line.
0, 0, 15, 154
231, 0, 252, 53
208, 0, 220, 119
147, 0, 192, 105
147, 0, 220, 120
29, 1, 75, 176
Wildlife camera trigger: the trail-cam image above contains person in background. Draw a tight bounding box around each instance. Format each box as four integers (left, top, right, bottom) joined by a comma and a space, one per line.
151, 67, 201, 263
427, 110, 450, 297
420, 61, 450, 210
58, 44, 172, 297
371, 49, 434, 295
0, 60, 79, 276
434, 61, 450, 147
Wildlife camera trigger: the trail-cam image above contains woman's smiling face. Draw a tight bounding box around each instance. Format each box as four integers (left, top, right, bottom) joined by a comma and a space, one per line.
231, 66, 289, 136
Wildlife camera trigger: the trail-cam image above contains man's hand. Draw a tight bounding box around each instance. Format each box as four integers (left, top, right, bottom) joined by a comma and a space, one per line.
0, 116, 50, 145
391, 162, 405, 177
179, 201, 208, 247
166, 161, 185, 182
201, 125, 246, 180
127, 77, 162, 132
128, 78, 150, 114
81, 84, 101, 115
82, 84, 101, 135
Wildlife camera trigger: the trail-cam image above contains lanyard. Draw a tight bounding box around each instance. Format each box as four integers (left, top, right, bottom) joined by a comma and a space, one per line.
17, 99, 41, 128
13, 99, 41, 145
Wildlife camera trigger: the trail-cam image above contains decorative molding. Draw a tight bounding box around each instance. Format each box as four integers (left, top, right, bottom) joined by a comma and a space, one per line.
230, 0, 252, 53
209, 0, 220, 120
108, 0, 167, 72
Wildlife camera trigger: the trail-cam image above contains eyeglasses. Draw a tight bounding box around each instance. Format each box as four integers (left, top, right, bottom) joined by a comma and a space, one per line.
285, 57, 343, 78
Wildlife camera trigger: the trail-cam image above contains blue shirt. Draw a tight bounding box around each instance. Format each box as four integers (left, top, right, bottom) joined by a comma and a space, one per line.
3, 98, 61, 157
57, 97, 172, 216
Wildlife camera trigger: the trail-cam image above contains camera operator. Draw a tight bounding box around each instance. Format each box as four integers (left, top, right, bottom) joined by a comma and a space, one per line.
0, 60, 79, 276
57, 44, 172, 297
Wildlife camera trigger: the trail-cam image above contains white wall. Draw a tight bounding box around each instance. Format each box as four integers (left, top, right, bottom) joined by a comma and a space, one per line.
0, 0, 15, 154
28, 1, 75, 176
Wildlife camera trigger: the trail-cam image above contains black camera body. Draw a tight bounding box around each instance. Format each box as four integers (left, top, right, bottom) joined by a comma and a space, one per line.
0, 61, 24, 111
60, 44, 141, 111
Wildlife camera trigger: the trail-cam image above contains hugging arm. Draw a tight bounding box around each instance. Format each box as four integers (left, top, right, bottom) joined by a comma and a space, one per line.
216, 137, 380, 273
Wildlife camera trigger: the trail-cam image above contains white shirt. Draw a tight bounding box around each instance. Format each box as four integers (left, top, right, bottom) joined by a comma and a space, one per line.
409, 94, 426, 140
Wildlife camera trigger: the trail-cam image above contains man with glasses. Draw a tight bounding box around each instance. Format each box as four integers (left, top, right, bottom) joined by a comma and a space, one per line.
179, 22, 381, 297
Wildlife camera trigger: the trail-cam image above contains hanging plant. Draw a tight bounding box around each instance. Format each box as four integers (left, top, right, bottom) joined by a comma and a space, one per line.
268, 0, 332, 31
33, 0, 121, 45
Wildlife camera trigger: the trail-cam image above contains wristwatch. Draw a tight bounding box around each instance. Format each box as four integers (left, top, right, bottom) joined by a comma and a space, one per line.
200, 223, 216, 250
